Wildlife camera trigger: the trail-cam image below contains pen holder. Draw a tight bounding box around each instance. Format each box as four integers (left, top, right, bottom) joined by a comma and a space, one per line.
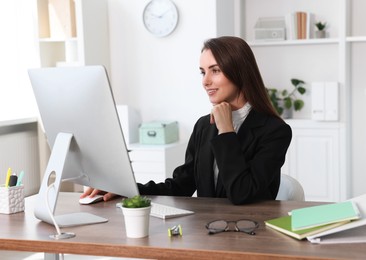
0, 185, 25, 214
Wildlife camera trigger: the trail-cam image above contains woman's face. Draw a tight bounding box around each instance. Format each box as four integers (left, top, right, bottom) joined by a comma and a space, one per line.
199, 49, 245, 109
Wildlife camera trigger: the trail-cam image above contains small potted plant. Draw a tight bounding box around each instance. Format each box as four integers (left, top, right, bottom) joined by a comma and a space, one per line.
267, 78, 306, 119
120, 195, 151, 238
314, 21, 327, 38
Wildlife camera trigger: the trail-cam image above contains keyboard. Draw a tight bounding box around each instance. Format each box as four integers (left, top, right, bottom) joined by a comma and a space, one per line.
150, 202, 194, 219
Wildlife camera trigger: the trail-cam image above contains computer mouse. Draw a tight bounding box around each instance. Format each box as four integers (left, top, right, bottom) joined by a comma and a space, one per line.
79, 195, 104, 205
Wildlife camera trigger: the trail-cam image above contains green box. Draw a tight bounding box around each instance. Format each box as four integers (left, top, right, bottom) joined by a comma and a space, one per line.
139, 121, 179, 145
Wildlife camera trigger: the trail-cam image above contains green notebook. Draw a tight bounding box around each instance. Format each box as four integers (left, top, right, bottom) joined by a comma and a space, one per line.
291, 201, 360, 231
265, 215, 349, 240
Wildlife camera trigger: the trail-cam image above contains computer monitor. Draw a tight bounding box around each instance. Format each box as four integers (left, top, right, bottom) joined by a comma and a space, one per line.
28, 66, 139, 228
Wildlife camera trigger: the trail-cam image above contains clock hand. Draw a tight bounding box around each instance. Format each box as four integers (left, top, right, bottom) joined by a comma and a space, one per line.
156, 8, 171, 18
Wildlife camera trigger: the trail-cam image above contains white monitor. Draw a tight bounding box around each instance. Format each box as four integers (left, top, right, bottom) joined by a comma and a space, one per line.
28, 66, 139, 228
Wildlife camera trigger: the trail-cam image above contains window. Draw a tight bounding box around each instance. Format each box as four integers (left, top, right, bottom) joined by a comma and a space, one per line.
0, 0, 39, 120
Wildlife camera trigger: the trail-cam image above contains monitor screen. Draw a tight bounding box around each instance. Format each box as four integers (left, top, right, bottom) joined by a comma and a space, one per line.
28, 66, 139, 227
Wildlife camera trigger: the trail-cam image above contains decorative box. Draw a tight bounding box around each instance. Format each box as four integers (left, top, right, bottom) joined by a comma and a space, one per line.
0, 185, 25, 214
139, 121, 179, 145
254, 17, 286, 41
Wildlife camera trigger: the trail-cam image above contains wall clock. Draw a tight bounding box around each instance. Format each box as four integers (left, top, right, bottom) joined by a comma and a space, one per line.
143, 0, 179, 37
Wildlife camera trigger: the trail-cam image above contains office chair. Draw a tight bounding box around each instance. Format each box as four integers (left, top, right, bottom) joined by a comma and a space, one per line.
276, 174, 305, 201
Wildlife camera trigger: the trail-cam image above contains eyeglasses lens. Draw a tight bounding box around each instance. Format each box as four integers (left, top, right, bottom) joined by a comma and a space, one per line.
236, 220, 257, 232
208, 220, 227, 231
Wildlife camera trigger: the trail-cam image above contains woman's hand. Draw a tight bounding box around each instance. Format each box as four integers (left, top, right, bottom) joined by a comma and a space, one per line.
210, 102, 235, 134
80, 186, 116, 201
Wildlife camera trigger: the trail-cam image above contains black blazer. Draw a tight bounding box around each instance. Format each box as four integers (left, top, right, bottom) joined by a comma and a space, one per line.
138, 109, 292, 205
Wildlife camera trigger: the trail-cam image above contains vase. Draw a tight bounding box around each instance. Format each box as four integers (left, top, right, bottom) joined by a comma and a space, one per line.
277, 100, 293, 119
281, 107, 293, 119
121, 206, 151, 238
314, 30, 326, 39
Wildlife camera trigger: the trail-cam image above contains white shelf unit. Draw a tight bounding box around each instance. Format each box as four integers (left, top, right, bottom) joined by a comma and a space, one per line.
127, 142, 187, 185
239, 0, 366, 200
35, 0, 110, 72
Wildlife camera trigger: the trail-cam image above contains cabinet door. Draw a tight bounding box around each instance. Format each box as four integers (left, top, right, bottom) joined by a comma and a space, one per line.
285, 128, 340, 202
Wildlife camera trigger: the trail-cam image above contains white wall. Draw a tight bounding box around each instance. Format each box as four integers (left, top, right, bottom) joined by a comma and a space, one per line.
108, 0, 235, 141
0, 1, 39, 121
349, 0, 366, 197
106, 0, 366, 198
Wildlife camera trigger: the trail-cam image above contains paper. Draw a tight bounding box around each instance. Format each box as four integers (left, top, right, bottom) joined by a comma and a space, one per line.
307, 193, 366, 244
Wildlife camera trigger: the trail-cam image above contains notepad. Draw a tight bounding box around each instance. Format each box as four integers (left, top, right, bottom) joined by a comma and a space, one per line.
265, 215, 349, 240
307, 193, 366, 244
291, 201, 360, 231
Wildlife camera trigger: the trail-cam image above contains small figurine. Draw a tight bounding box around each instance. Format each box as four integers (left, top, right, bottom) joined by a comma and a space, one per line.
168, 225, 183, 237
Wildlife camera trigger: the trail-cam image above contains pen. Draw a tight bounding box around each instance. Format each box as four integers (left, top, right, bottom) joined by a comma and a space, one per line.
16, 170, 25, 186
9, 173, 18, 187
5, 168, 12, 187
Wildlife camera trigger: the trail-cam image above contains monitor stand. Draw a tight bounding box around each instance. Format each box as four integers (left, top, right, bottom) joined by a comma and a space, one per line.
34, 132, 108, 229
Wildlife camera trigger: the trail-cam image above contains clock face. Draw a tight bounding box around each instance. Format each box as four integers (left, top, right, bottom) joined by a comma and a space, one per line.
143, 0, 179, 37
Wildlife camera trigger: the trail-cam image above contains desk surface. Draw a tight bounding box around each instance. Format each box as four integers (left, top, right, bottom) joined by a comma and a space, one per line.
1, 193, 365, 260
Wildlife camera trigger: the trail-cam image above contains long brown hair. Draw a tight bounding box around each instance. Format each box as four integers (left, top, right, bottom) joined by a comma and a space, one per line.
202, 36, 280, 119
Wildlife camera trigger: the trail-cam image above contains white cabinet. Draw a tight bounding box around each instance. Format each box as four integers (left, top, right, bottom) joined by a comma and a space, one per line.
128, 142, 187, 185
282, 120, 348, 202
35, 0, 110, 71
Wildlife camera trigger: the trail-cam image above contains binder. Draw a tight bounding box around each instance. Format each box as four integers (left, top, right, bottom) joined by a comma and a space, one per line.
307, 193, 366, 244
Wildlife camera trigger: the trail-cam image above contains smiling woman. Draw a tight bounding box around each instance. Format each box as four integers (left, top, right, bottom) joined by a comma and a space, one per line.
83, 36, 292, 205
0, 0, 38, 121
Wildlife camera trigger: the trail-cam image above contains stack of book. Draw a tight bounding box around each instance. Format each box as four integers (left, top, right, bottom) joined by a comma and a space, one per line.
285, 11, 314, 40
265, 194, 366, 243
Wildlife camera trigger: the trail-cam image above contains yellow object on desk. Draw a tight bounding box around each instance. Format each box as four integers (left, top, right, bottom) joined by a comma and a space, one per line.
4, 167, 12, 187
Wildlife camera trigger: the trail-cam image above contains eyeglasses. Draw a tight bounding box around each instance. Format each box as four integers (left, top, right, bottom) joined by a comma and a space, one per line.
205, 219, 259, 235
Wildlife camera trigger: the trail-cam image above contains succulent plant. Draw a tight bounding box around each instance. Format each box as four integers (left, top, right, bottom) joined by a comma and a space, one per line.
315, 21, 327, 31
122, 195, 151, 208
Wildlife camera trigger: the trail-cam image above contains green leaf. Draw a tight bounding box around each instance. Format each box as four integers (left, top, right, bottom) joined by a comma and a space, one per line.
297, 86, 306, 95
284, 97, 292, 109
294, 100, 304, 111
122, 195, 151, 208
277, 107, 284, 115
291, 78, 305, 86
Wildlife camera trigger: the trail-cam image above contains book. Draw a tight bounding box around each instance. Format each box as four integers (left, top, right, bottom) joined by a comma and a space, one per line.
265, 215, 349, 240
285, 12, 297, 40
307, 193, 366, 244
291, 200, 360, 231
306, 12, 314, 39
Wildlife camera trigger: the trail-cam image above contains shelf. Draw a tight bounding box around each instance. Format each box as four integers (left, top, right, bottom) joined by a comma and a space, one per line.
249, 38, 339, 47
39, 37, 77, 43
346, 36, 366, 43
0, 117, 38, 128
36, 0, 110, 71
285, 119, 344, 129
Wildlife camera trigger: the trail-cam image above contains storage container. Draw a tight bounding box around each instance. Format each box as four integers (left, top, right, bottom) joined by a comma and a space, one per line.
139, 121, 179, 145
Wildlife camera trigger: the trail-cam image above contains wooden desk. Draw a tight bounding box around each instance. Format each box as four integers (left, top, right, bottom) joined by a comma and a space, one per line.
0, 193, 365, 259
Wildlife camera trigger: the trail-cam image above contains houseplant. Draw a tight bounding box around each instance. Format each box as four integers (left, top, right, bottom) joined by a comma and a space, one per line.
121, 195, 151, 238
314, 21, 327, 38
267, 78, 306, 118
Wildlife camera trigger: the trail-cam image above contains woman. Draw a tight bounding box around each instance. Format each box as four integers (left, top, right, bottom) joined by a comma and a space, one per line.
82, 36, 292, 205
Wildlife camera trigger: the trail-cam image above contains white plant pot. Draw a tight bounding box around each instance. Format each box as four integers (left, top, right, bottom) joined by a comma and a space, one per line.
121, 206, 151, 238
314, 30, 326, 39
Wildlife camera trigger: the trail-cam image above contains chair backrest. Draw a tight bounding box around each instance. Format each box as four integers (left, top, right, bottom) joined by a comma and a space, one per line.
276, 174, 305, 201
